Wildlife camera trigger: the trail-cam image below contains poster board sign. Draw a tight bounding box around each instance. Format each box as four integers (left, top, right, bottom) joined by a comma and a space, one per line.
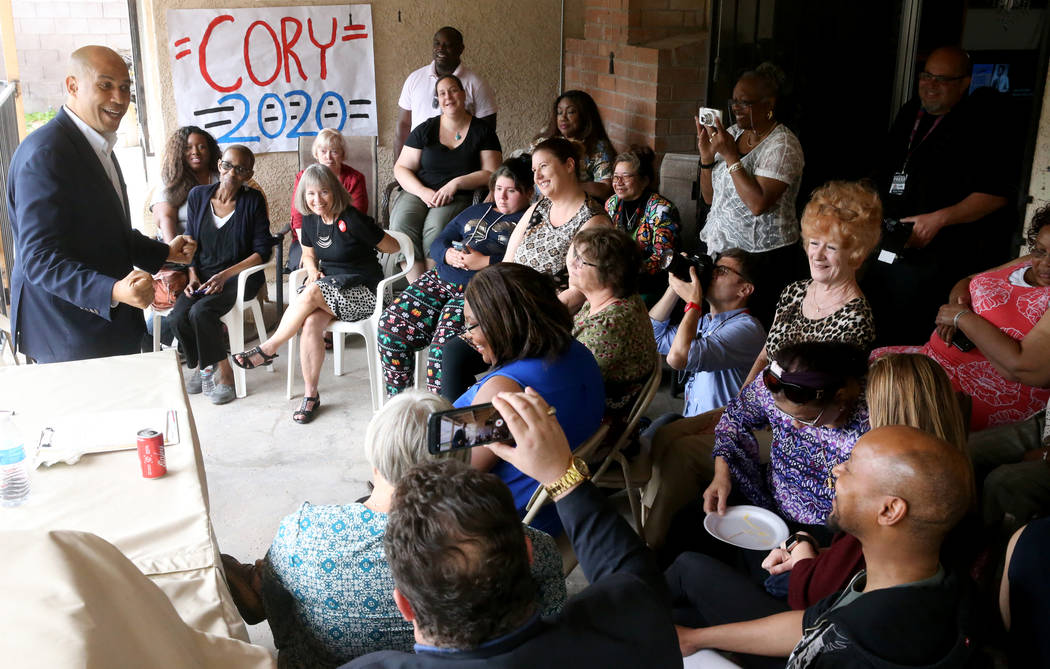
166, 4, 377, 153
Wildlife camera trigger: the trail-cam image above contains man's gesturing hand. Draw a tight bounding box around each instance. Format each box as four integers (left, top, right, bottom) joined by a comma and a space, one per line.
485, 387, 575, 491
167, 235, 197, 264
112, 269, 154, 310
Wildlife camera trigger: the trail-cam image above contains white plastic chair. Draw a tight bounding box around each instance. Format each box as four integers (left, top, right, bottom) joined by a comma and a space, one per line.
285, 229, 414, 411
152, 261, 274, 398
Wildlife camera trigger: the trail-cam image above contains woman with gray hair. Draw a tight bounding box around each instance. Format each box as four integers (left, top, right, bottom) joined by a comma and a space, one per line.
287, 128, 370, 269
234, 164, 400, 423
220, 390, 567, 668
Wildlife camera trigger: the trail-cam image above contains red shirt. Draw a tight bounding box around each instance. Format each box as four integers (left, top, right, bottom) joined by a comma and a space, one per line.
788, 532, 865, 609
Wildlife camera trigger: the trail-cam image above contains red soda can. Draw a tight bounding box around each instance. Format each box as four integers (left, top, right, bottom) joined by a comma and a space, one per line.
136, 429, 167, 479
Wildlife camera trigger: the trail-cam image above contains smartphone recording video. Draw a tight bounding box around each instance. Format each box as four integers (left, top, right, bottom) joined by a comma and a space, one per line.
427, 403, 514, 454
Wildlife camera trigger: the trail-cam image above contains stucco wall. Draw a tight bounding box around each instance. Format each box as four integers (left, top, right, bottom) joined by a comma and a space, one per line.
1025, 68, 1050, 248
137, 0, 563, 228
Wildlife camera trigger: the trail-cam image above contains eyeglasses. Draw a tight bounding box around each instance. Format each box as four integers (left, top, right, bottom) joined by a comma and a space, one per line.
611, 174, 638, 184
762, 367, 826, 405
774, 402, 827, 428
918, 71, 966, 84
713, 264, 745, 280
463, 321, 481, 335
728, 98, 764, 109
219, 160, 251, 176
569, 249, 599, 269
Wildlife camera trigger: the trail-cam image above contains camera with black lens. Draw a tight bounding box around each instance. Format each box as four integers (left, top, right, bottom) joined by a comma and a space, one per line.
662, 250, 715, 287
880, 218, 914, 254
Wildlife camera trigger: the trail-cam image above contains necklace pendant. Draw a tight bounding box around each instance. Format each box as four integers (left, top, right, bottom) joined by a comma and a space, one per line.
825, 476, 835, 490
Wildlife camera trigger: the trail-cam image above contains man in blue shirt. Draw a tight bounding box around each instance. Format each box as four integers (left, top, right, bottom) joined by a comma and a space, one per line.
643, 248, 765, 548
649, 248, 765, 417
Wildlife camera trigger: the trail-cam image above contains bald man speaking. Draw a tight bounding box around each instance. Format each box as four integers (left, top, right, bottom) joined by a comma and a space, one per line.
677, 426, 977, 667
8, 45, 196, 363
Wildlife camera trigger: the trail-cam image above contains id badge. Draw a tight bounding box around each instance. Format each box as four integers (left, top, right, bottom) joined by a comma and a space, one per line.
889, 172, 907, 195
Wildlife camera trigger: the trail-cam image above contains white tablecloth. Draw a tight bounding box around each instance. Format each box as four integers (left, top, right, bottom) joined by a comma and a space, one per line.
0, 351, 249, 642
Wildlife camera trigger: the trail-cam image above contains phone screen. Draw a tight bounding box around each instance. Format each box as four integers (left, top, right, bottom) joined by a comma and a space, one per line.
427, 403, 514, 454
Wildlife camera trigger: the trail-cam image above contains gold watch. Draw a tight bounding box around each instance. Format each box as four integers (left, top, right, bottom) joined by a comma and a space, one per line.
544, 457, 590, 498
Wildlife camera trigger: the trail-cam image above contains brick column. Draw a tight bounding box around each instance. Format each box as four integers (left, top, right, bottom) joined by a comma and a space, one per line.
564, 0, 708, 162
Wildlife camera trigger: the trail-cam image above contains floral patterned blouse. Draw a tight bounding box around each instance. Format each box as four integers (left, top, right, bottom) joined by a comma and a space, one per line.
606, 191, 680, 274
264, 501, 567, 667
713, 377, 870, 525
573, 295, 656, 412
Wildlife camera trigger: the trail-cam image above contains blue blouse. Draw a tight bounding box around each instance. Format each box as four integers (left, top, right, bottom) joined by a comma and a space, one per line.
456, 340, 605, 534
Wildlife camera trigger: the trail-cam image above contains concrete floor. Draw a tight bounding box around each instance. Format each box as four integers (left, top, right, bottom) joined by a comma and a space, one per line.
186, 311, 681, 653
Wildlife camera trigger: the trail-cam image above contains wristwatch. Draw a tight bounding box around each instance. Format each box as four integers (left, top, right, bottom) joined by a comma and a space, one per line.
783, 532, 819, 553
544, 457, 590, 498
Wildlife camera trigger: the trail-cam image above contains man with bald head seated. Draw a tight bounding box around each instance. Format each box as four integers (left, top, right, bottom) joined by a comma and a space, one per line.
865, 45, 1015, 346
676, 426, 977, 667
8, 45, 196, 362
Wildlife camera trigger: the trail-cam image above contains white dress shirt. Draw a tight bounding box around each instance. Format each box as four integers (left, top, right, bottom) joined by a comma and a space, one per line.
63, 105, 123, 202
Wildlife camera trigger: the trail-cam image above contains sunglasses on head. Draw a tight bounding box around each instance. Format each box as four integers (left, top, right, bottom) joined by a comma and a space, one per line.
762, 367, 826, 404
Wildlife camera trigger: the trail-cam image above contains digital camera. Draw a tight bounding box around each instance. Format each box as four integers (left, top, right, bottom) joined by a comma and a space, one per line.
881, 218, 914, 254
662, 250, 715, 287
698, 107, 723, 127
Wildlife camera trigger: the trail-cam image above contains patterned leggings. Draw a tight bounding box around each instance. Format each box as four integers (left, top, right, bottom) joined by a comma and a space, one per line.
377, 270, 466, 396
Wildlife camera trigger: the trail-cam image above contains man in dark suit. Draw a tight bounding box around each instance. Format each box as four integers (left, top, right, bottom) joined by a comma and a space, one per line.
8, 45, 196, 363
343, 388, 682, 668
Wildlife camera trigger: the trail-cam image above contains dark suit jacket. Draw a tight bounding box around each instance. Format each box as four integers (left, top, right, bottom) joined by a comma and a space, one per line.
8, 107, 169, 362
343, 482, 683, 668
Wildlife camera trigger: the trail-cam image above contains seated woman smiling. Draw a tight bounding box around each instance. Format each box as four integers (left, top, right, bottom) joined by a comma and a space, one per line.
392, 74, 502, 282
457, 263, 605, 535
233, 164, 399, 423
171, 144, 272, 405
567, 226, 656, 415
874, 208, 1050, 431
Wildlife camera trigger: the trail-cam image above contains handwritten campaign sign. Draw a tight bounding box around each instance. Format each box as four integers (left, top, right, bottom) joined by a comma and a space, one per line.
166, 4, 377, 153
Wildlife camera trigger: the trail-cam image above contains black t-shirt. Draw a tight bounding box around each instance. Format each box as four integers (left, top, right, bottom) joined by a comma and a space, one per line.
300, 206, 385, 291
874, 91, 1017, 269
405, 116, 502, 191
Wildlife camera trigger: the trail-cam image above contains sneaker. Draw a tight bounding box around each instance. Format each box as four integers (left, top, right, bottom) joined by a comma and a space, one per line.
186, 369, 203, 394
210, 383, 236, 405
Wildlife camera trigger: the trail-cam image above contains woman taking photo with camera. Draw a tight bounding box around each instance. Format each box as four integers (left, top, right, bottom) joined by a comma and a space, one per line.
697, 63, 804, 326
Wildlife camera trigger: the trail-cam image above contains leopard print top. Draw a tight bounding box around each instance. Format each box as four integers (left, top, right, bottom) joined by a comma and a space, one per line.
512, 195, 606, 285
765, 280, 876, 359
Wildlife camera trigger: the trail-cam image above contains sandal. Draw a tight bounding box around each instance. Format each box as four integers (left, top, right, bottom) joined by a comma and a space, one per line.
232, 345, 278, 369
293, 394, 321, 424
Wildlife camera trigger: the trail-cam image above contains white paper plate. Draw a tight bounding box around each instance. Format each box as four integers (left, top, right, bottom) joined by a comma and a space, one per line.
703, 505, 790, 551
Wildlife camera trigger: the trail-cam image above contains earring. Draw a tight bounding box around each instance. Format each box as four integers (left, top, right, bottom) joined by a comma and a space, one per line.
767, 110, 773, 120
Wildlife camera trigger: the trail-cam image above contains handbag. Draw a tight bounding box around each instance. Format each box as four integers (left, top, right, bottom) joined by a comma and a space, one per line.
152, 267, 188, 310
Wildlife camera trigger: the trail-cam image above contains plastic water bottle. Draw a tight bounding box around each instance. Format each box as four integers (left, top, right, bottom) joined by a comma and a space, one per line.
0, 414, 30, 507
201, 365, 215, 395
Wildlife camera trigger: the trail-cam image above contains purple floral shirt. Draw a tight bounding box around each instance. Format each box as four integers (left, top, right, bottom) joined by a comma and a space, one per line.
712, 377, 869, 525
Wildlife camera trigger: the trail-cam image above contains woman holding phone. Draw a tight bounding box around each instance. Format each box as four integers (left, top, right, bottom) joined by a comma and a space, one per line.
455, 262, 605, 535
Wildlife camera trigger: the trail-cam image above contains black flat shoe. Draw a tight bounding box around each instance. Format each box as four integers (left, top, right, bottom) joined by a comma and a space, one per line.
232, 345, 277, 369
293, 395, 321, 424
